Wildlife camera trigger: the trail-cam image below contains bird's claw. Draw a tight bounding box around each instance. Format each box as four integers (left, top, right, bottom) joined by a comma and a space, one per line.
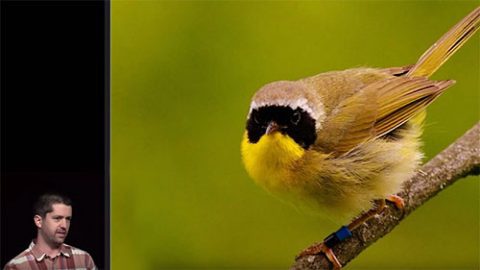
387, 194, 405, 210
297, 242, 342, 270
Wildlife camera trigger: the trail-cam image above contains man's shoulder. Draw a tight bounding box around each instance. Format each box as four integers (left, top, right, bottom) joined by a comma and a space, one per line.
4, 248, 34, 269
63, 243, 93, 258
62, 243, 96, 269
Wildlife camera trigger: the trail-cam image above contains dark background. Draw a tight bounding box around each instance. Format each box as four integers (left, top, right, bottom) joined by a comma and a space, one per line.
1, 1, 109, 269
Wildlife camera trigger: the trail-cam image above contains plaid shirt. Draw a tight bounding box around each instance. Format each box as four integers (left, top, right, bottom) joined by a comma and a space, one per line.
3, 241, 96, 270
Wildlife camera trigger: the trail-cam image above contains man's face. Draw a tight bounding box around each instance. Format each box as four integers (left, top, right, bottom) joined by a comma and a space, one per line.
36, 203, 72, 246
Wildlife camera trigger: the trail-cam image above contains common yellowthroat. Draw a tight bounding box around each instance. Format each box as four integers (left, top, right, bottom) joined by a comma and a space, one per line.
241, 7, 480, 269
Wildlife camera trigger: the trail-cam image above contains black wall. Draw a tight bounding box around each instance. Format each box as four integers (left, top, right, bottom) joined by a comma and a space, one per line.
1, 1, 109, 269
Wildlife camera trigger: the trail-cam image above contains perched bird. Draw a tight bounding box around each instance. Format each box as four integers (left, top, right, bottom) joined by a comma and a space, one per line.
241, 7, 480, 269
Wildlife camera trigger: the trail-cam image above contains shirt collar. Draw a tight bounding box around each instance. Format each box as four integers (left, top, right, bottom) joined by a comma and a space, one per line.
29, 240, 72, 261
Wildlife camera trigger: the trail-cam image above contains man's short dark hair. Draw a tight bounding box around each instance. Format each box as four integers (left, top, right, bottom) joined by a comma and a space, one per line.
33, 193, 72, 217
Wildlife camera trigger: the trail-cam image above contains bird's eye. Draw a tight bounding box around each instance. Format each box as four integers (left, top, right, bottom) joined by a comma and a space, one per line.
291, 111, 301, 125
253, 114, 260, 124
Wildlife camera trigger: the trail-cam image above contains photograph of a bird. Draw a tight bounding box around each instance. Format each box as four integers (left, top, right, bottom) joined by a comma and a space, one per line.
241, 6, 480, 269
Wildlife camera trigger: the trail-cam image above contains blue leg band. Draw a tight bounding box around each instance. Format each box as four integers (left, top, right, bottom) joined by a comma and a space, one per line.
335, 226, 352, 241
324, 226, 353, 248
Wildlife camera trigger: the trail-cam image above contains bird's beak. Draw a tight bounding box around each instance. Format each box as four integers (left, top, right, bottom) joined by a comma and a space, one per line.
265, 121, 280, 135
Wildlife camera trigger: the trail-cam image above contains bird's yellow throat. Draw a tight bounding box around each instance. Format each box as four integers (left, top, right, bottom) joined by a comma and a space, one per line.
241, 131, 305, 190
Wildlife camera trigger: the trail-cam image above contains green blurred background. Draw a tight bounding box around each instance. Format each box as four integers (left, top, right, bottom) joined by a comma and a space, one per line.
112, 1, 479, 269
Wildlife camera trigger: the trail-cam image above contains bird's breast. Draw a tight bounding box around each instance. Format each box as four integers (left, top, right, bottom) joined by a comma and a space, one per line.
241, 131, 305, 192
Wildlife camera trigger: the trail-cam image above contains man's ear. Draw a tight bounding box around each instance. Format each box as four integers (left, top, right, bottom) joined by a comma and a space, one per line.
34, 215, 42, 229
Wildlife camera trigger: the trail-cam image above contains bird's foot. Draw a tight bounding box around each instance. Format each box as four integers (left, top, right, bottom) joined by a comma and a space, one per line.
297, 226, 352, 270
297, 242, 342, 270
386, 194, 404, 210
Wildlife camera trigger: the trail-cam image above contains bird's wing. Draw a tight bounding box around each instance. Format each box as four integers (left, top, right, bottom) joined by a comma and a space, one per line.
315, 84, 378, 154
315, 76, 454, 156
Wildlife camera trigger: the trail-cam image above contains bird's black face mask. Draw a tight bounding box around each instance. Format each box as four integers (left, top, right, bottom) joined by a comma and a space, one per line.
246, 105, 317, 149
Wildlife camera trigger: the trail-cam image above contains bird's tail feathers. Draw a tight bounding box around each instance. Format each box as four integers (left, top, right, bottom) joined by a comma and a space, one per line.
407, 7, 480, 78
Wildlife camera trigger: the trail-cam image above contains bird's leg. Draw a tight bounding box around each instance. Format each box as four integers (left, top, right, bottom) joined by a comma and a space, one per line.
348, 199, 386, 231
297, 196, 406, 269
296, 225, 349, 270
297, 202, 385, 268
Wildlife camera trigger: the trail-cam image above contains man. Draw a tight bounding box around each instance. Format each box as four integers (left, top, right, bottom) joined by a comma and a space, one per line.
3, 193, 96, 270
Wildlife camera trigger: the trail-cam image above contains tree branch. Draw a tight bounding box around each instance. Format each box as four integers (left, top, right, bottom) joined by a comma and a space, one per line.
292, 122, 480, 270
